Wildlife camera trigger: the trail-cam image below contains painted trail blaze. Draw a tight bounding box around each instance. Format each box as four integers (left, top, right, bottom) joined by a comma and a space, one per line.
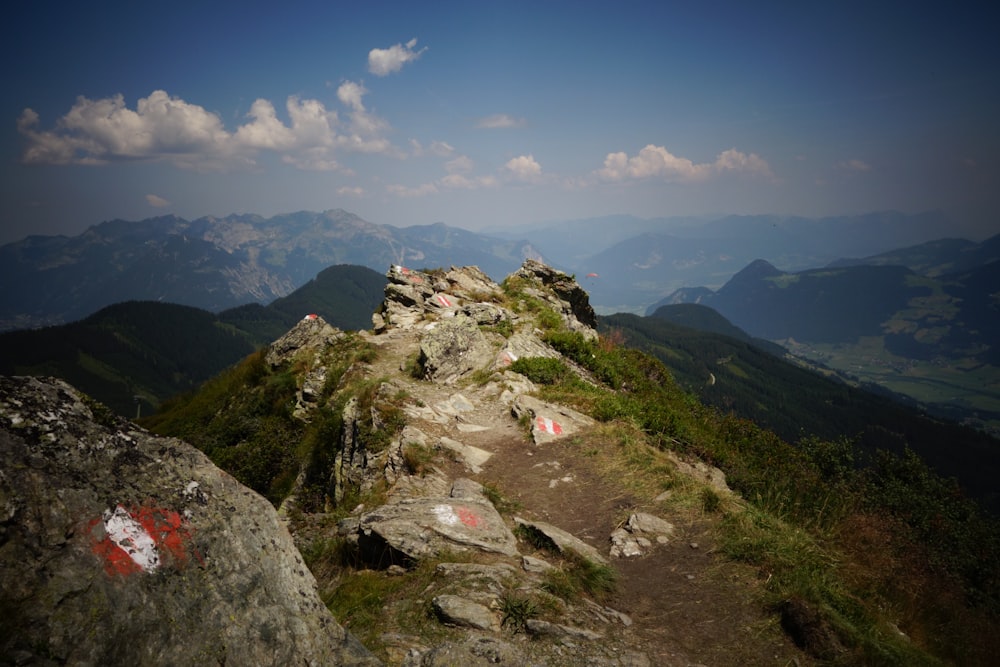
90, 504, 198, 577
536, 416, 563, 435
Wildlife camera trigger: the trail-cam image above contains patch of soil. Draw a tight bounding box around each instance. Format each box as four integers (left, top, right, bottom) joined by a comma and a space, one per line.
478, 434, 807, 666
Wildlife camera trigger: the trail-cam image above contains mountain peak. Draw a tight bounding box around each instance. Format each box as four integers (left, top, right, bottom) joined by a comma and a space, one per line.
734, 258, 782, 280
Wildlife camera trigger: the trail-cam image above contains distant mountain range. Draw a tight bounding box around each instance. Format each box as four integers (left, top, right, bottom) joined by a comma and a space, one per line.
649, 235, 1000, 433
0, 208, 961, 330
0, 209, 541, 331
493, 210, 960, 311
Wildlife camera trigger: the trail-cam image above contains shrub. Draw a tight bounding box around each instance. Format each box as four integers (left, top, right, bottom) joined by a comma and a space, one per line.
509, 357, 571, 385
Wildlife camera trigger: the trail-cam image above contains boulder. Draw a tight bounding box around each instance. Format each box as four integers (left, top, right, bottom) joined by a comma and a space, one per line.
432, 594, 501, 632
339, 494, 519, 567
418, 316, 495, 384
514, 517, 608, 565
511, 394, 596, 445
0, 375, 379, 666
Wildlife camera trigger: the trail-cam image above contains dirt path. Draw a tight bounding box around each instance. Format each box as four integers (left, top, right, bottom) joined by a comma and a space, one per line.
363, 328, 807, 666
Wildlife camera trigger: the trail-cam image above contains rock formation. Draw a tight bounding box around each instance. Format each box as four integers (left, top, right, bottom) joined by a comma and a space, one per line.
0, 375, 378, 666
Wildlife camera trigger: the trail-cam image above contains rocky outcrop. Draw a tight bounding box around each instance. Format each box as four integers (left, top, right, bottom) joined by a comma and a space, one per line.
511, 259, 598, 340
0, 375, 379, 666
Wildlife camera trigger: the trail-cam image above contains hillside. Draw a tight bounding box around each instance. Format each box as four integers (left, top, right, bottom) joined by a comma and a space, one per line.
0, 264, 385, 416
654, 255, 1000, 434
140, 261, 999, 665
601, 308, 1000, 514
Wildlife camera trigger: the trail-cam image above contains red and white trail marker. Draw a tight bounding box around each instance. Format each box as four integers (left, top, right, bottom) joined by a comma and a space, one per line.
90, 504, 198, 577
535, 416, 563, 435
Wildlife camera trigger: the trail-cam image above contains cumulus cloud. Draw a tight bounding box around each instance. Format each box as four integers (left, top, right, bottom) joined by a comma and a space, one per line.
19, 88, 397, 170
504, 154, 542, 182
597, 144, 773, 183
145, 194, 169, 207
18, 91, 231, 166
368, 38, 427, 76
475, 114, 526, 129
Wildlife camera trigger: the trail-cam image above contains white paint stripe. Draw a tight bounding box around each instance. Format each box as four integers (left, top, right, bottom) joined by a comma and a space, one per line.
432, 504, 460, 526
104, 505, 160, 572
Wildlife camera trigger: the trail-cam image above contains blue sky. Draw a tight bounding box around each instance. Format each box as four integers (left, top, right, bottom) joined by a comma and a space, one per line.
2, 0, 998, 244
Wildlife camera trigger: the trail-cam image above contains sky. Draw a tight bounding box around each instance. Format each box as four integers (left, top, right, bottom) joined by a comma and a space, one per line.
2, 0, 999, 245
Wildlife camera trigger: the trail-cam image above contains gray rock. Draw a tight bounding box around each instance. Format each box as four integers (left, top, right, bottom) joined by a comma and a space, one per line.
627, 512, 675, 537
525, 619, 603, 640
265, 313, 343, 368
511, 259, 599, 339
435, 561, 518, 585
514, 517, 609, 565
418, 316, 494, 384
442, 265, 502, 300
511, 394, 596, 445
667, 451, 731, 493
462, 301, 510, 326
610, 513, 675, 558
0, 375, 379, 666
439, 436, 493, 473
432, 594, 501, 632
402, 637, 542, 667
494, 331, 562, 369
522, 554, 555, 573
345, 497, 519, 566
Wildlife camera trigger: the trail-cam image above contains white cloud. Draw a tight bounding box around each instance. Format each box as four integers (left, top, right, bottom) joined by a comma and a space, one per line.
336, 81, 367, 112
19, 87, 397, 170
715, 148, 774, 178
336, 185, 365, 197
19, 91, 232, 166
445, 155, 474, 173
145, 194, 169, 207
429, 141, 454, 157
597, 144, 773, 183
475, 114, 526, 129
839, 158, 872, 172
440, 173, 498, 189
504, 154, 542, 182
368, 38, 427, 76
233, 99, 297, 150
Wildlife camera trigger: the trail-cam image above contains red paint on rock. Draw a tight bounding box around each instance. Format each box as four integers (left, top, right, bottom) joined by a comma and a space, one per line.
456, 506, 483, 528
90, 504, 201, 577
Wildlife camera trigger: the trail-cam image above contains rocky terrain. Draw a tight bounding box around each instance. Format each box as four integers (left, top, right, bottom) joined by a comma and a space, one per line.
266, 261, 809, 665
3, 259, 899, 665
